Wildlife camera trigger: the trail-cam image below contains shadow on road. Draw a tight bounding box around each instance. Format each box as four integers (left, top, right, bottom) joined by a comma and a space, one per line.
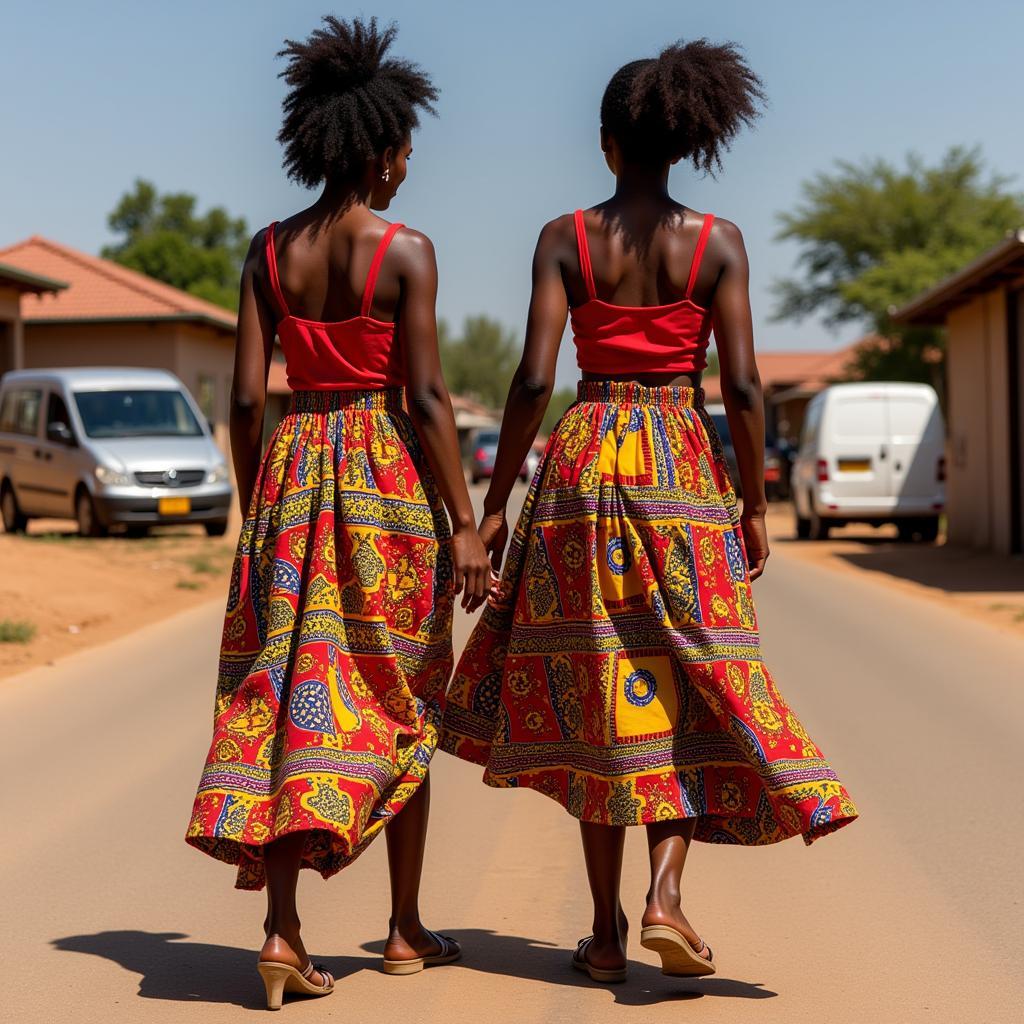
362, 929, 777, 1005
51, 930, 374, 1008
775, 532, 1024, 596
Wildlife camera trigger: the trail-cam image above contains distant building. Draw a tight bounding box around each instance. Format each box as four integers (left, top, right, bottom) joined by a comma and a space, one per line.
894, 231, 1024, 555
703, 343, 864, 442
0, 260, 67, 373
0, 235, 290, 455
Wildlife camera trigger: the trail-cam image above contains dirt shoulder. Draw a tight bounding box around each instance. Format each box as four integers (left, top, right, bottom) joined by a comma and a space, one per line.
764, 503, 1024, 638
0, 518, 235, 680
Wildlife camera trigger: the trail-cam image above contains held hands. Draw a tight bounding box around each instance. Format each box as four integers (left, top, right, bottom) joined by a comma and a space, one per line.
451, 525, 491, 612
456, 507, 508, 613
741, 509, 770, 581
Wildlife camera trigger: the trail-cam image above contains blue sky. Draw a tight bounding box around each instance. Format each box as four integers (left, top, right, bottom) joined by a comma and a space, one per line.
3, 1, 1022, 386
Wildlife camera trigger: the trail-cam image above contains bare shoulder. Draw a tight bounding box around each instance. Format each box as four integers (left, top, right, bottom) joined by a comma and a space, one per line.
706, 215, 745, 250
388, 224, 436, 271
536, 212, 577, 259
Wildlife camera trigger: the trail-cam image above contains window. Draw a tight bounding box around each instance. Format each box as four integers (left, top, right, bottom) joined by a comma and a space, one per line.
0, 388, 42, 436
47, 392, 71, 428
800, 398, 823, 450
72, 389, 203, 438
196, 374, 216, 427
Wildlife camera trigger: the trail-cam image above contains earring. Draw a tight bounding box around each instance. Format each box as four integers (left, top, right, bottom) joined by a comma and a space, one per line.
382, 168, 390, 183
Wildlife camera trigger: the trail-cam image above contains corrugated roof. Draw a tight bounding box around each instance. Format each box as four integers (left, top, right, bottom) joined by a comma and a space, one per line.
0, 235, 236, 333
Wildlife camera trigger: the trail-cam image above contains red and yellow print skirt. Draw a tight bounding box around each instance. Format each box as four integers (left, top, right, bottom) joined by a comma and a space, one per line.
441, 381, 857, 844
186, 389, 453, 889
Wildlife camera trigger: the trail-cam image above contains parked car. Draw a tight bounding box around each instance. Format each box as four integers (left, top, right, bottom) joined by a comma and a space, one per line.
790, 382, 945, 542
469, 428, 529, 485
0, 367, 232, 537
704, 403, 787, 502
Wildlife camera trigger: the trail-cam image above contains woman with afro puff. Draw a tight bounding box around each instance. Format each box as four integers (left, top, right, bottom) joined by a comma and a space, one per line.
185, 17, 488, 1007
442, 40, 858, 983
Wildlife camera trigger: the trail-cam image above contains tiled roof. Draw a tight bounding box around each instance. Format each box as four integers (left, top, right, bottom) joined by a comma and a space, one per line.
703, 342, 865, 403
0, 260, 68, 295
0, 236, 236, 333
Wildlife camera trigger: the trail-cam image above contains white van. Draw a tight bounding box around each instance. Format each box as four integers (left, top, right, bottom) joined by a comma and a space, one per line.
791, 382, 945, 542
0, 367, 232, 536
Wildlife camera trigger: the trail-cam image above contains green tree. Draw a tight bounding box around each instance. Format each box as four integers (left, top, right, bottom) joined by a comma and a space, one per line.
772, 146, 1024, 383
102, 179, 250, 310
438, 315, 520, 408
540, 387, 578, 435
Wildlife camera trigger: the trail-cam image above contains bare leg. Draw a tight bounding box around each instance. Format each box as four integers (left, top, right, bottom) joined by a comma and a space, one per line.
579, 821, 628, 971
259, 832, 329, 985
382, 776, 449, 961
641, 818, 710, 959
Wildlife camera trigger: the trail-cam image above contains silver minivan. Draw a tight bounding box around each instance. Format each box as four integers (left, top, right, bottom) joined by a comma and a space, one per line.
0, 367, 232, 536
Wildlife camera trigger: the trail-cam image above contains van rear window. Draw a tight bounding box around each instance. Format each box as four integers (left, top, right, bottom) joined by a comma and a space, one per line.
73, 390, 203, 438
0, 388, 42, 436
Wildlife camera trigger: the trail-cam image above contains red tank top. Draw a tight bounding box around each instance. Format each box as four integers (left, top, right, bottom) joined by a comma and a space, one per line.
265, 220, 406, 390
569, 209, 715, 376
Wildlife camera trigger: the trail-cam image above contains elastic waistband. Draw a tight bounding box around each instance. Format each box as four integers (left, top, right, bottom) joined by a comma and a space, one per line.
576, 380, 702, 407
289, 388, 404, 413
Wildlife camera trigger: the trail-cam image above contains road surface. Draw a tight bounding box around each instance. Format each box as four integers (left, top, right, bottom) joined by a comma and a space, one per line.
2, 486, 1021, 1023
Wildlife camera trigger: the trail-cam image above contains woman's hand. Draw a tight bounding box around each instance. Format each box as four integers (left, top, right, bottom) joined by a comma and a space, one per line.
741, 510, 770, 581
451, 524, 491, 612
478, 508, 509, 574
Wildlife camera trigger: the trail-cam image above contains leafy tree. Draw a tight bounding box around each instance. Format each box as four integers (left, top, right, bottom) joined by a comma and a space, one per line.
103, 179, 249, 310
772, 146, 1024, 383
438, 315, 520, 409
541, 387, 578, 435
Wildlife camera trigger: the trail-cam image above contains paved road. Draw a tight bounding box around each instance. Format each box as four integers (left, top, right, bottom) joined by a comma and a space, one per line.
2, 487, 1021, 1023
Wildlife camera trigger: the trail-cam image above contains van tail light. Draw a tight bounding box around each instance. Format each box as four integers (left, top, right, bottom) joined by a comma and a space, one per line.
474, 448, 487, 462
937, 455, 946, 482
816, 458, 829, 482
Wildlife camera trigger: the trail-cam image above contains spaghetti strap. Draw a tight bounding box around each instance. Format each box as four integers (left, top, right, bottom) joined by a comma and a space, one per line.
574, 210, 597, 301
685, 213, 715, 299
264, 222, 289, 318
361, 222, 405, 318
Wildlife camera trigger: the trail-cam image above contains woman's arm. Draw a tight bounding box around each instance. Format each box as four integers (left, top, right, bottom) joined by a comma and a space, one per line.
230, 230, 277, 516
395, 230, 490, 609
709, 219, 769, 580
478, 218, 569, 568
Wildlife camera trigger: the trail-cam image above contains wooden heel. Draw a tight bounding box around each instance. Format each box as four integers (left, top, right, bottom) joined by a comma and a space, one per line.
257, 963, 289, 1010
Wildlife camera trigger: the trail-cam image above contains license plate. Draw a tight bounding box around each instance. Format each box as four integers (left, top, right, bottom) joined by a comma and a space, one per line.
158, 496, 191, 515
837, 458, 871, 473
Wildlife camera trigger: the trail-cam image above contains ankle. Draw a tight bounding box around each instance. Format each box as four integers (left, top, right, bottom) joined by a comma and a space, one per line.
388, 913, 423, 936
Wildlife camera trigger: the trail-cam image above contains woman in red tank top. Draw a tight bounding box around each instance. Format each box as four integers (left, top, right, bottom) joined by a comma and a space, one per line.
443, 40, 857, 981
185, 18, 488, 1008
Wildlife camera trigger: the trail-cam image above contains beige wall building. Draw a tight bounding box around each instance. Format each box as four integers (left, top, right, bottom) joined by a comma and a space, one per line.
0, 261, 67, 375
895, 231, 1024, 555
0, 236, 289, 456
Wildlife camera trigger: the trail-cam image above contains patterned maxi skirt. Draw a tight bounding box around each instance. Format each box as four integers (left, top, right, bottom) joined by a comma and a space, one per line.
187, 389, 453, 889
441, 381, 857, 844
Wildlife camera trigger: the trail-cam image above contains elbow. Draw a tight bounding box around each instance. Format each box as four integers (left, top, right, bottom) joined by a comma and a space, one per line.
231, 391, 263, 418
407, 385, 444, 424
514, 372, 552, 405
721, 373, 761, 413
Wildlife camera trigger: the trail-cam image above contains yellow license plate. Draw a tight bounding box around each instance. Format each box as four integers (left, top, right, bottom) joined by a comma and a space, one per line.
838, 458, 871, 473
158, 496, 192, 515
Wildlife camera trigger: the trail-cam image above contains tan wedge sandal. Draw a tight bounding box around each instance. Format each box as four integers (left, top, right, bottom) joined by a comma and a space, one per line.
571, 936, 628, 984
382, 931, 461, 976
256, 959, 335, 1010
640, 924, 716, 976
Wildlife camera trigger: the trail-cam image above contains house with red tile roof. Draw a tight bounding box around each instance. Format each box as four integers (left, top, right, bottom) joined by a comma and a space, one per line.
703, 341, 865, 441
0, 235, 290, 453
